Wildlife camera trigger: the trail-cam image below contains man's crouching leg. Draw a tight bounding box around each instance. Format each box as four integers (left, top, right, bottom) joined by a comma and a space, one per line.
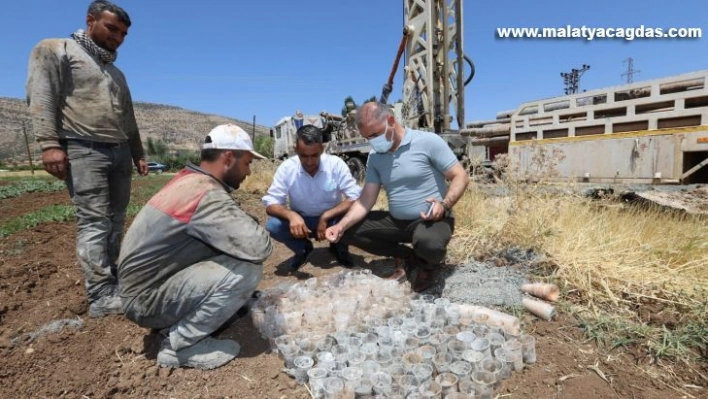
125, 255, 263, 370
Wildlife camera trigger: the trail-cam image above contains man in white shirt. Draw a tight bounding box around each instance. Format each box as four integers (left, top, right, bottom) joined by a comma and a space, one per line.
262, 125, 362, 270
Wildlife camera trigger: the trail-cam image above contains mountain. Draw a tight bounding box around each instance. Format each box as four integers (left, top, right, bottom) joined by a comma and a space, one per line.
0, 97, 271, 163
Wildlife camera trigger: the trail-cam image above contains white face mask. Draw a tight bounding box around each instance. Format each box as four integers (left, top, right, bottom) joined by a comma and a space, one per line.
369, 123, 393, 153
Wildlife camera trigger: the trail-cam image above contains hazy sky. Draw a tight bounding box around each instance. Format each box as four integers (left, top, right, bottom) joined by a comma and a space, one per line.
1, 0, 706, 128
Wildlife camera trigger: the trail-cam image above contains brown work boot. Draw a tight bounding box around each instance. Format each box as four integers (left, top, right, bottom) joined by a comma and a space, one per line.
411, 267, 439, 293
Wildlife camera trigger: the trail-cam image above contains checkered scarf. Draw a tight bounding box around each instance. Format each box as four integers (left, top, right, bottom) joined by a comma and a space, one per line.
71, 29, 117, 64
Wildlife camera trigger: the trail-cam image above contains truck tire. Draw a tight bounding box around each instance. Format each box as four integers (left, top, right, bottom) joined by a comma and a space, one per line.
347, 157, 366, 183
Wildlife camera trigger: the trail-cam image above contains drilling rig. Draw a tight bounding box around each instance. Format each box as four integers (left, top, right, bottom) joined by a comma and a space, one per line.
272, 0, 474, 180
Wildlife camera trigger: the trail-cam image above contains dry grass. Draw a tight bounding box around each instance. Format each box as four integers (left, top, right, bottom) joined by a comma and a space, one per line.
241, 159, 280, 194
448, 145, 707, 361
450, 186, 708, 307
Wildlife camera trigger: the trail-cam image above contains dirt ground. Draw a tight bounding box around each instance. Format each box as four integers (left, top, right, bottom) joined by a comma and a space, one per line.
0, 185, 705, 399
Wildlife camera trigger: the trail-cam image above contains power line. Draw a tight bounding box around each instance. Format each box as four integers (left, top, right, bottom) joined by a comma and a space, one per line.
560, 64, 590, 95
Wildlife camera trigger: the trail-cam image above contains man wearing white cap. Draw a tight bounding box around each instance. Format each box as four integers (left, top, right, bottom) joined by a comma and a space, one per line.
117, 124, 272, 370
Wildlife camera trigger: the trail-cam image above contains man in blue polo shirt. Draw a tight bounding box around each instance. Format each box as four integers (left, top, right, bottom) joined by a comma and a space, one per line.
325, 102, 469, 292
263, 125, 361, 270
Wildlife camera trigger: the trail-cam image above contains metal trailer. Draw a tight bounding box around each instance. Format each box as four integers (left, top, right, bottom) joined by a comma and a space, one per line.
272, 112, 328, 160
464, 70, 708, 184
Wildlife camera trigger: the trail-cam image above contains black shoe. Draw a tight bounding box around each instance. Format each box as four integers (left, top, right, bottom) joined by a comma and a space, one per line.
328, 243, 354, 268
289, 240, 314, 270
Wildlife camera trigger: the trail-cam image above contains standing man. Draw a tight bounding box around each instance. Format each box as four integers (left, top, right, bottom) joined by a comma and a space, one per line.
263, 125, 361, 270
325, 102, 469, 292
26, 1, 148, 317
118, 124, 272, 370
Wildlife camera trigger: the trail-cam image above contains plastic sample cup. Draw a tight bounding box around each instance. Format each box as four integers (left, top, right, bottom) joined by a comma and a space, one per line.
486, 332, 506, 354
274, 334, 296, 353
375, 351, 393, 368
457, 379, 477, 396
387, 363, 407, 384
399, 375, 419, 395
360, 342, 379, 360
298, 339, 317, 358
502, 339, 524, 371
292, 355, 314, 385
461, 349, 485, 370
353, 379, 373, 397
316, 351, 336, 371
322, 377, 345, 399
449, 360, 473, 381
447, 340, 467, 359
415, 326, 432, 343
493, 348, 513, 380
412, 363, 434, 383
340, 366, 363, 390
370, 371, 393, 395
432, 351, 454, 374
307, 367, 329, 398
469, 338, 491, 358
419, 380, 443, 398
347, 350, 366, 368
435, 372, 459, 396
455, 331, 476, 346
360, 359, 381, 380
481, 357, 504, 388
472, 370, 496, 399
520, 333, 537, 364
279, 344, 300, 368
416, 344, 437, 366
317, 336, 336, 352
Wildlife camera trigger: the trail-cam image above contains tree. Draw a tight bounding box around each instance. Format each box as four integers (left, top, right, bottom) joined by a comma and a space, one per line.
341, 96, 356, 117
254, 136, 274, 159
146, 137, 169, 158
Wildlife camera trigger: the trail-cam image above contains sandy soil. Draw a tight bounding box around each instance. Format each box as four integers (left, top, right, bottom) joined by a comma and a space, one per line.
0, 187, 705, 399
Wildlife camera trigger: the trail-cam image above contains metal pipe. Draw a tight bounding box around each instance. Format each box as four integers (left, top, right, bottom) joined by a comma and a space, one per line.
455, 0, 465, 129
468, 135, 510, 145
441, 0, 451, 131
460, 124, 511, 136
467, 118, 511, 128
380, 27, 411, 104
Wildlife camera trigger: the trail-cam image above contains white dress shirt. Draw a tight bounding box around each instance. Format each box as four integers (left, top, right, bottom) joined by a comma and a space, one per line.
262, 154, 362, 217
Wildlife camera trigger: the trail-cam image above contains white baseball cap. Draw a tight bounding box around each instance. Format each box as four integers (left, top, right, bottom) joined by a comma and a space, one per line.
203, 124, 266, 159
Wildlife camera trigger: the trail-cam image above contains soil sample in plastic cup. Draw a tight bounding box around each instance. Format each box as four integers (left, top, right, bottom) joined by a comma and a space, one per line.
370, 371, 393, 396
340, 366, 362, 390
472, 370, 496, 399
419, 380, 443, 398
435, 372, 459, 397
322, 376, 345, 399
292, 355, 314, 385
433, 351, 454, 374
307, 367, 328, 398
520, 333, 537, 364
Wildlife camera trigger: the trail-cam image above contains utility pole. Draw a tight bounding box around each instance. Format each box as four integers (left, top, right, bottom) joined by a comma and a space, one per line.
22, 121, 35, 175
252, 115, 256, 142
560, 64, 590, 95
622, 57, 640, 83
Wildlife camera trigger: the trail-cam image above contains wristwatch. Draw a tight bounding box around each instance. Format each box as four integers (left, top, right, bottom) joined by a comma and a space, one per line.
439, 200, 452, 217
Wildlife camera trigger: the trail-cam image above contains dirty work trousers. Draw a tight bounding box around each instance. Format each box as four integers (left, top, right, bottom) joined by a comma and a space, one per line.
123, 255, 263, 351
64, 139, 132, 302
340, 210, 455, 270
